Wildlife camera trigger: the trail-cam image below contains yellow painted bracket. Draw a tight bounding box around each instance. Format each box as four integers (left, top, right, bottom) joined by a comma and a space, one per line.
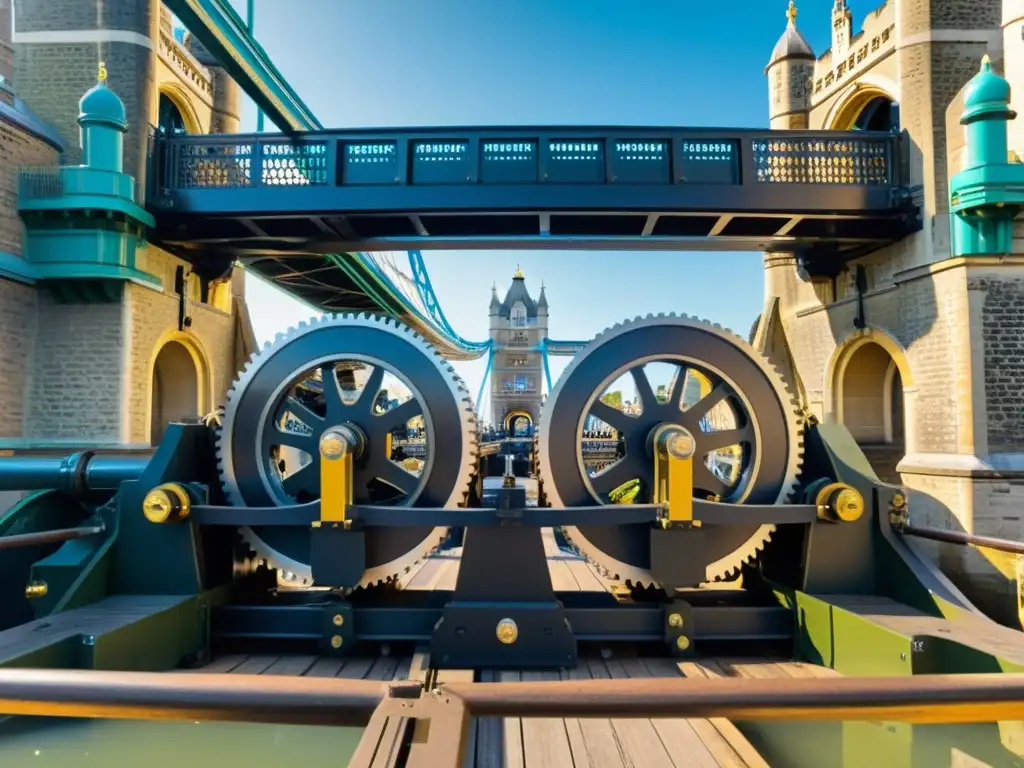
319, 430, 354, 525
653, 425, 695, 525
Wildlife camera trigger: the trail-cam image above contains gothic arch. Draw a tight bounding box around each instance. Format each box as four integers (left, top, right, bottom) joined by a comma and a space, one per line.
147, 330, 213, 444
504, 409, 533, 435
157, 83, 203, 135
825, 77, 899, 131
825, 326, 913, 426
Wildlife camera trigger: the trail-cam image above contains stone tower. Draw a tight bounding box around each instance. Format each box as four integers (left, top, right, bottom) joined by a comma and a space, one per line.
488, 268, 547, 433
758, 0, 1024, 624
765, 1, 815, 130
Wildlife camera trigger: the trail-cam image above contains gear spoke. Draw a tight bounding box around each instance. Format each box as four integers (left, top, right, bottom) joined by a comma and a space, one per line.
375, 398, 423, 433
358, 366, 386, 412
271, 425, 318, 456
591, 459, 641, 499
683, 381, 731, 426
630, 366, 657, 410
589, 400, 634, 433
281, 395, 324, 431
694, 463, 730, 498
281, 463, 318, 497
319, 363, 348, 421
372, 459, 419, 496
699, 426, 753, 453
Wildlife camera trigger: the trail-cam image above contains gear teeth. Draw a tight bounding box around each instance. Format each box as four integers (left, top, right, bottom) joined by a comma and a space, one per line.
218, 312, 480, 588
536, 313, 805, 586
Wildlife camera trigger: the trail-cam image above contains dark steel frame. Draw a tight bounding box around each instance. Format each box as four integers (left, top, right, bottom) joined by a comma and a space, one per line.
148, 126, 920, 263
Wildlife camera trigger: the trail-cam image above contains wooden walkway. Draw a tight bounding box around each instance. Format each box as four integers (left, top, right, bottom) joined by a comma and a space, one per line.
188, 650, 844, 766
398, 528, 615, 593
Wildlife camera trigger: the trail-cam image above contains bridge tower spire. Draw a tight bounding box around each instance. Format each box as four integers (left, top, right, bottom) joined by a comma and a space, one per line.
765, 1, 815, 130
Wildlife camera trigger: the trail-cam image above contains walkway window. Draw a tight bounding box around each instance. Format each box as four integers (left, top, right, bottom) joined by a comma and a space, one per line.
852, 96, 897, 132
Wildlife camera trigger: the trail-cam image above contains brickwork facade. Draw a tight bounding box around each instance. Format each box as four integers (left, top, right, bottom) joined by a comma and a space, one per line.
0, 118, 58, 255
0, 277, 34, 438
764, 0, 1024, 620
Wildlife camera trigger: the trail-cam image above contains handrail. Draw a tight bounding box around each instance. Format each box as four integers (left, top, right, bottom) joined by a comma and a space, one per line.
3, 669, 1024, 726
897, 524, 1024, 557
0, 525, 104, 551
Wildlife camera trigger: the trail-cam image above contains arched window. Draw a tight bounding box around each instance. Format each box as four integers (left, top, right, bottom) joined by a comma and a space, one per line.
158, 93, 188, 137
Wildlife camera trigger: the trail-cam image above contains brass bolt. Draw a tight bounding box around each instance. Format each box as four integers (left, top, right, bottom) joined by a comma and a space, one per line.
25, 581, 47, 599
332, 613, 344, 627
496, 618, 518, 645
676, 636, 691, 651
833, 488, 864, 522
143, 483, 190, 524
892, 492, 906, 508
667, 613, 684, 629
330, 634, 343, 649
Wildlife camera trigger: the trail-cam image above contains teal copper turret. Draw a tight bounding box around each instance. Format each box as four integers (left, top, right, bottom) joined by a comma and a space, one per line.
17, 61, 157, 299
949, 55, 1024, 256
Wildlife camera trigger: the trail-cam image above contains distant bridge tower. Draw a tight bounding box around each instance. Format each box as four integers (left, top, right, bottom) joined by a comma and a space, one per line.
758, 0, 1024, 624
488, 268, 547, 435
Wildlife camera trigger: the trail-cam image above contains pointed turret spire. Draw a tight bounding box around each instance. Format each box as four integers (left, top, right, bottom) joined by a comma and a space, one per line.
766, 1, 814, 72
489, 281, 500, 312
537, 281, 548, 309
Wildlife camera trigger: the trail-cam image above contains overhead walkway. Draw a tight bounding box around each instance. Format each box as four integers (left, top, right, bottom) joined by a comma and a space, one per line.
160, 0, 486, 359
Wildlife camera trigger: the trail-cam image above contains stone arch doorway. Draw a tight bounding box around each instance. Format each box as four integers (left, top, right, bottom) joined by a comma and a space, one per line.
505, 410, 533, 437
157, 87, 202, 136
828, 85, 899, 132
149, 333, 211, 445
833, 338, 907, 484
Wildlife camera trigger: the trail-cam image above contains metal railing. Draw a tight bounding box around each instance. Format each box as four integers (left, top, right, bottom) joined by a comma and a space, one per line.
151, 126, 902, 195
3, 669, 1024, 768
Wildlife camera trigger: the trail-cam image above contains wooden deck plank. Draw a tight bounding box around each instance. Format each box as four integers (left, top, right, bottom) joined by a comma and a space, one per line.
336, 656, 377, 679
563, 664, 625, 768
593, 658, 675, 768
304, 656, 346, 677
520, 670, 576, 768
263, 655, 318, 676
230, 655, 280, 675
619, 657, 720, 768
499, 670, 526, 768
184, 654, 247, 673
472, 669, 505, 768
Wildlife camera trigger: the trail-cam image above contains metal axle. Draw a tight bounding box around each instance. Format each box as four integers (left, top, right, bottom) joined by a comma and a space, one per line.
0, 451, 151, 495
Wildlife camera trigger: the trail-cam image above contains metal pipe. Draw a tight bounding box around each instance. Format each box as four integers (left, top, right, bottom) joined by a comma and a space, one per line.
899, 525, 1024, 557
0, 525, 105, 551
0, 452, 151, 493
0, 669, 385, 726
5, 670, 1024, 727
442, 675, 1024, 724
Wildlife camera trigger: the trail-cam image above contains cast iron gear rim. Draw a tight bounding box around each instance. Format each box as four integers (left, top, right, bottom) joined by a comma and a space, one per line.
216, 312, 478, 588
537, 313, 803, 588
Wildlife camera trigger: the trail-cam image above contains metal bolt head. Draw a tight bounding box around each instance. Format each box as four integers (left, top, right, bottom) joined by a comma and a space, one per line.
834, 488, 864, 522
892, 492, 906, 508
676, 635, 691, 651
320, 431, 346, 460
24, 581, 47, 599
496, 618, 518, 645
330, 634, 343, 649
667, 612, 684, 629
332, 613, 344, 627
143, 489, 174, 524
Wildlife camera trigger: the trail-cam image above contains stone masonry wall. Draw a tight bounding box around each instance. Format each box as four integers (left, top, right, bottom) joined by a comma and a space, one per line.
24, 292, 125, 442
969, 269, 1024, 453
126, 247, 238, 444
0, 277, 34, 438
13, 0, 157, 190
0, 117, 58, 255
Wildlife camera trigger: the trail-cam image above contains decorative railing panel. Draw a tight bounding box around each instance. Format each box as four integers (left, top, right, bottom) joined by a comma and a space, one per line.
152, 127, 904, 201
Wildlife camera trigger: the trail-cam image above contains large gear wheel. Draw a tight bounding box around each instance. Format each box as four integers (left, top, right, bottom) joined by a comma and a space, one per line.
216, 313, 478, 588
537, 313, 803, 587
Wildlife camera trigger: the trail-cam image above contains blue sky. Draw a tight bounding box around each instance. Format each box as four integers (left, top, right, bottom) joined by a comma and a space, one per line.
224, 0, 880, 400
